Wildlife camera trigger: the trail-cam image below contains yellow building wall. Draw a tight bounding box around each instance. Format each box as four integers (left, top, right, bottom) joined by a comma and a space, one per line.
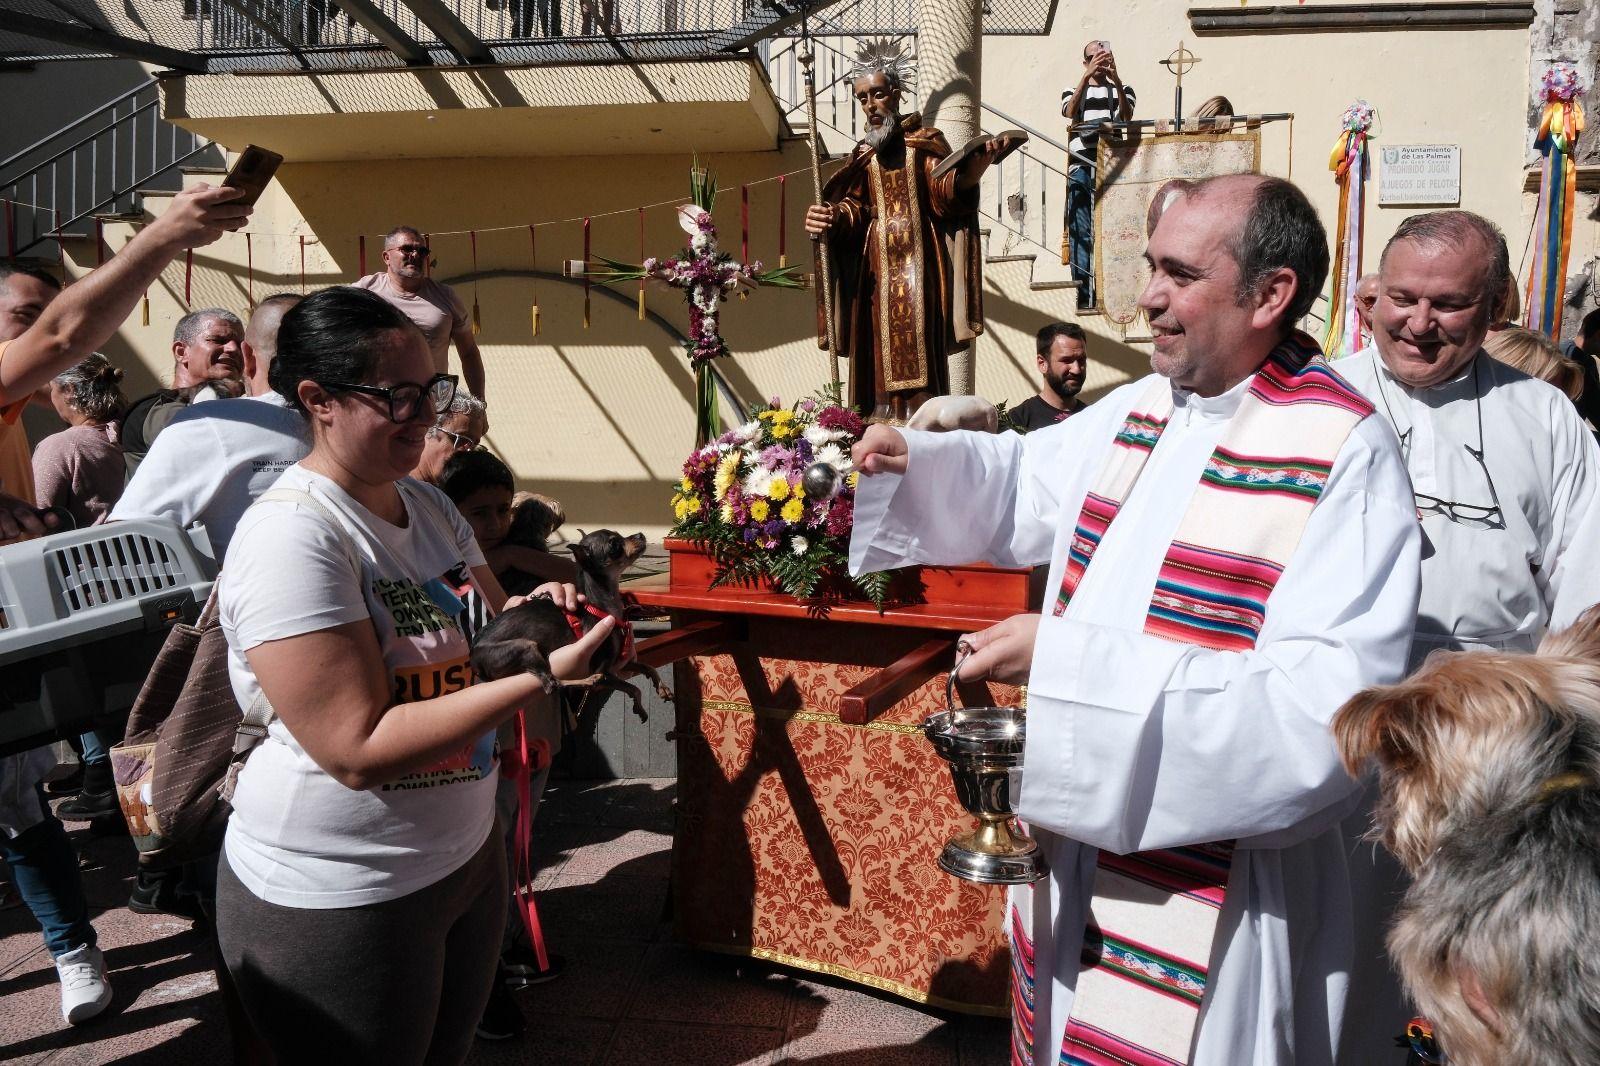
76, 144, 1115, 539
64, 9, 1565, 538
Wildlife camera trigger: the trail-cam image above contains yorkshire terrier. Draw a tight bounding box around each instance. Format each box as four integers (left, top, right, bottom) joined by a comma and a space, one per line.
1331, 609, 1600, 1066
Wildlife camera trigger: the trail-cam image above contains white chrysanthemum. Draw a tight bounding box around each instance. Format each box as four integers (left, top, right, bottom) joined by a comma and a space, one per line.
742, 466, 775, 499
815, 442, 851, 472
803, 423, 848, 448
790, 536, 808, 555
690, 232, 714, 255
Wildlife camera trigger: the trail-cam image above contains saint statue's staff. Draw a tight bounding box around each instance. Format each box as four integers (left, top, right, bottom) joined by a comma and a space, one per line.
797, 8, 842, 393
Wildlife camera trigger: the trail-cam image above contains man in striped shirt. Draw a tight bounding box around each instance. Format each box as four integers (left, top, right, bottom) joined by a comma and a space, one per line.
1061, 39, 1136, 309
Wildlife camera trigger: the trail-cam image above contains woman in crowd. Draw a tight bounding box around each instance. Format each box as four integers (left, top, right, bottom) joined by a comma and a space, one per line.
215, 287, 610, 1064
32, 353, 126, 527
1485, 326, 1584, 401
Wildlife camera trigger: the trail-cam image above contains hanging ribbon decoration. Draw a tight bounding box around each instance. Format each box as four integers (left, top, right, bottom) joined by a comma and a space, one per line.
359, 234, 367, 277
470, 229, 482, 335
299, 235, 307, 294
424, 232, 432, 278
778, 175, 787, 268
529, 224, 540, 337
638, 207, 647, 321
740, 184, 751, 300
1321, 100, 1375, 359
582, 217, 591, 329
184, 249, 193, 308
1527, 64, 1586, 339
246, 233, 255, 311
4, 200, 14, 258
95, 219, 105, 267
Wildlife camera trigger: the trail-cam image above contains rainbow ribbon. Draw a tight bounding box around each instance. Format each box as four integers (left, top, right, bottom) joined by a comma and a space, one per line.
1527, 92, 1585, 338
1322, 104, 1373, 359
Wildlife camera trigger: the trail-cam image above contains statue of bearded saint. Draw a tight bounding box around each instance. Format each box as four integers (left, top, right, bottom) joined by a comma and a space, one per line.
805, 46, 1010, 424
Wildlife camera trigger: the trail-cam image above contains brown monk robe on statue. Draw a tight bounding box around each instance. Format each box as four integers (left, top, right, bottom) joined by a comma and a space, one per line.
805, 39, 1009, 424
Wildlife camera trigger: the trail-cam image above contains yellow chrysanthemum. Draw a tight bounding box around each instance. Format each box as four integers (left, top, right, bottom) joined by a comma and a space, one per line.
757, 409, 777, 421
780, 498, 805, 523
720, 500, 736, 524
714, 453, 740, 500
770, 409, 795, 422
767, 477, 790, 501
847, 471, 859, 488
750, 499, 770, 521
679, 476, 693, 493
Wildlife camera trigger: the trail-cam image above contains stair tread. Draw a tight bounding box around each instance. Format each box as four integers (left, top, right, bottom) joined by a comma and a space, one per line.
1028, 279, 1079, 291
986, 254, 1036, 264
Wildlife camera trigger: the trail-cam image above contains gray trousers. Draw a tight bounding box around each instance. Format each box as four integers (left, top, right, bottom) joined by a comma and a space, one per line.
215, 830, 506, 1066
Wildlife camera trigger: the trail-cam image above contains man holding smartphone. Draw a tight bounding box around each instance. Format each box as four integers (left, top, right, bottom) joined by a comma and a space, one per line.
1061, 39, 1135, 310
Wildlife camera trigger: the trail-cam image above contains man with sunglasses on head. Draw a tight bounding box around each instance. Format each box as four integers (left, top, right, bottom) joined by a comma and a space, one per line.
354, 226, 487, 401
1334, 208, 1600, 1058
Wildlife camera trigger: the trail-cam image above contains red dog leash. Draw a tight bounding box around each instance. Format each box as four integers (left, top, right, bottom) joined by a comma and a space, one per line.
562, 602, 635, 663
506, 711, 551, 970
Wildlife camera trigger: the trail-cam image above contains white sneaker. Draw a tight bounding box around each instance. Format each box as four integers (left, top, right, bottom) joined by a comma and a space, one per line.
55, 943, 112, 1024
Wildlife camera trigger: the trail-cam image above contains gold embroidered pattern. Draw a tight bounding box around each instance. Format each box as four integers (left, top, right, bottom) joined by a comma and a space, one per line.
869, 152, 930, 392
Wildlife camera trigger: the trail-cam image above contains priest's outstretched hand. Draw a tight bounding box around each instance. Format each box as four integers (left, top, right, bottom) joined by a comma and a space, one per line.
851, 424, 909, 475
955, 614, 1040, 687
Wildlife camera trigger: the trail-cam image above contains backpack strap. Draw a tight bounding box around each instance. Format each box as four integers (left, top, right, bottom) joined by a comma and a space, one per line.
221, 487, 365, 786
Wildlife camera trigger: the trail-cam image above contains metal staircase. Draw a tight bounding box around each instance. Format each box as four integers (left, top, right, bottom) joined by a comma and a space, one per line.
0, 77, 220, 257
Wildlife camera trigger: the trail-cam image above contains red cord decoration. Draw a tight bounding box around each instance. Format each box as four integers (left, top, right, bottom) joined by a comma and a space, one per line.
185, 248, 193, 308
741, 184, 750, 263
778, 175, 787, 267
299, 235, 306, 294
529, 224, 540, 337
95, 219, 105, 266
4, 200, 13, 258
470, 229, 481, 335
359, 234, 366, 277
246, 233, 254, 310
637, 206, 646, 320
582, 217, 591, 329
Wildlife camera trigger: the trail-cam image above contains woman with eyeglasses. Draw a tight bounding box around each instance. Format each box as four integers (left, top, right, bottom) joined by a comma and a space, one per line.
213, 287, 611, 1063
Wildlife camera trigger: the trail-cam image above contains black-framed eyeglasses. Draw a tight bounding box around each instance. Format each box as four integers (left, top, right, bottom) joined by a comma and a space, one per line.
323, 373, 456, 423
1380, 356, 1504, 529
391, 244, 430, 257
1412, 443, 1503, 527
429, 425, 482, 452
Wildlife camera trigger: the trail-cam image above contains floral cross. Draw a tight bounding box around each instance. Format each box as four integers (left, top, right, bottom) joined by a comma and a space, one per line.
568, 165, 804, 445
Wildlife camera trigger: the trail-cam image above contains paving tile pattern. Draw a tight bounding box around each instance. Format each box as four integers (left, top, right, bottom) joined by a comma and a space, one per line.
0, 778, 1008, 1064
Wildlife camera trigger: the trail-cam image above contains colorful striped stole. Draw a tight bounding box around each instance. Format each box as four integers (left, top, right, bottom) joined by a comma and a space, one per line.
1018, 334, 1372, 1066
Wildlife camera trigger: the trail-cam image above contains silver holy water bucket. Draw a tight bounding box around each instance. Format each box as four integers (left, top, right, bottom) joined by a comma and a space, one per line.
922, 645, 1048, 885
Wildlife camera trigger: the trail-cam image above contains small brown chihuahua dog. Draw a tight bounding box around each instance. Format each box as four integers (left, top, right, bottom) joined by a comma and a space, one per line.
471, 529, 671, 722
1332, 608, 1600, 1066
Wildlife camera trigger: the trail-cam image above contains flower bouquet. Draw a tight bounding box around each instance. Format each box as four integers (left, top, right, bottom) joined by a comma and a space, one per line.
669, 394, 895, 608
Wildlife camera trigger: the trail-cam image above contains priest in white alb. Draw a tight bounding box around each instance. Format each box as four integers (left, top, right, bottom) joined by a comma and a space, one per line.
1333, 209, 1600, 1060
849, 175, 1421, 1066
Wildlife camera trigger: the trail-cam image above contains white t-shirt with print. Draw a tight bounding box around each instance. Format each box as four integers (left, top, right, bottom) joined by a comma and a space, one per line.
219, 465, 491, 908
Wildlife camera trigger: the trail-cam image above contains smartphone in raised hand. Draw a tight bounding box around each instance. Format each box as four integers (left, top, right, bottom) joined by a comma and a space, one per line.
221, 145, 283, 207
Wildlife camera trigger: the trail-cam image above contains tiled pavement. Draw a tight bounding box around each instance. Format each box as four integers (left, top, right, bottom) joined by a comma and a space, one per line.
1, 778, 1009, 1064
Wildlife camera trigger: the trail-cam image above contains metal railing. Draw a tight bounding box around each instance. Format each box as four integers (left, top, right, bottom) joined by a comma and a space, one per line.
0, 79, 220, 258
201, 0, 784, 50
